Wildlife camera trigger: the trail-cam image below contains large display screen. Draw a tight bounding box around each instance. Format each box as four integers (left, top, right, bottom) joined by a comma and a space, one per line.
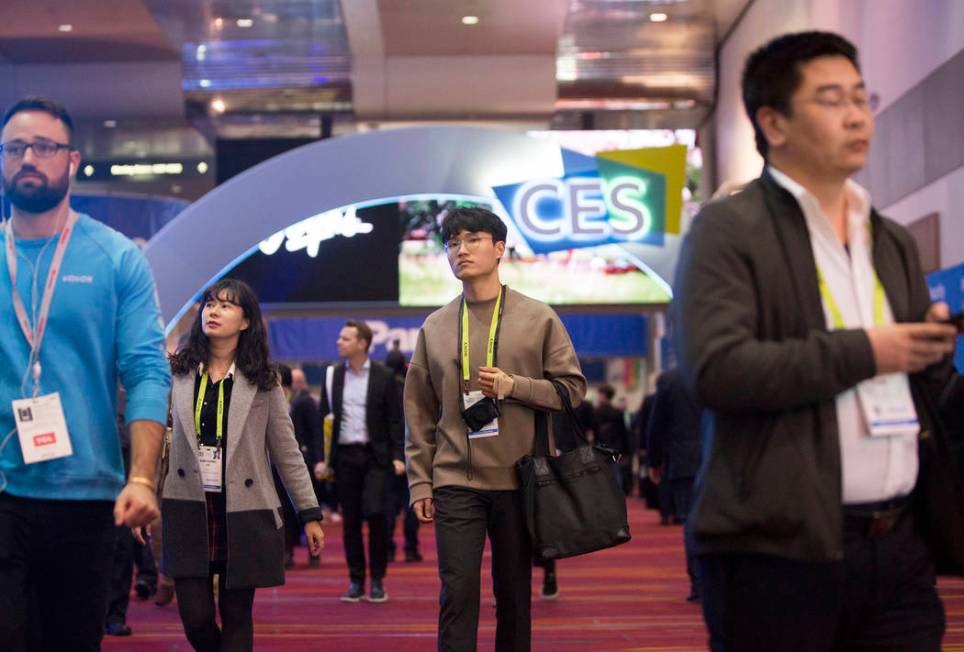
223, 130, 700, 307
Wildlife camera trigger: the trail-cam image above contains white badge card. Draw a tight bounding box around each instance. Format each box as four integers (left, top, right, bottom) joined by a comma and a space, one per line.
465, 390, 500, 440
197, 445, 224, 492
12, 393, 73, 464
856, 373, 920, 438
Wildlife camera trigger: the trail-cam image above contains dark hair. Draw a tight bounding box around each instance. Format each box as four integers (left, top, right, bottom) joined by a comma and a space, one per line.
1, 96, 75, 143
344, 319, 373, 352
742, 31, 859, 158
385, 348, 407, 377
169, 278, 278, 391
440, 206, 508, 244
277, 363, 293, 389
597, 384, 615, 401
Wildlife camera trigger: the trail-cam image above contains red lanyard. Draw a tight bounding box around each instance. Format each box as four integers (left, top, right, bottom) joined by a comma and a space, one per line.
4, 211, 78, 353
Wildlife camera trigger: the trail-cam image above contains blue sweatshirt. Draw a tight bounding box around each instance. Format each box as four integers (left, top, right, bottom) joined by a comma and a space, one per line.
0, 213, 171, 501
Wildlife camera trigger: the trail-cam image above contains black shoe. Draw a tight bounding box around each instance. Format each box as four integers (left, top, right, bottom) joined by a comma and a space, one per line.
541, 572, 559, 600
340, 581, 365, 602
686, 587, 701, 603
134, 580, 155, 600
367, 579, 388, 603
105, 622, 132, 637
404, 550, 423, 562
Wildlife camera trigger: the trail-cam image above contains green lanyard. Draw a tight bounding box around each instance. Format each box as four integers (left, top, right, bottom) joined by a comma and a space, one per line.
194, 371, 225, 447
816, 267, 886, 329
460, 286, 505, 389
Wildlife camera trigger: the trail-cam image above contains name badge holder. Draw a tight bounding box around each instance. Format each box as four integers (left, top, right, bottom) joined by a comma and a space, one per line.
195, 371, 225, 492
817, 266, 919, 438
6, 213, 78, 464
458, 286, 506, 440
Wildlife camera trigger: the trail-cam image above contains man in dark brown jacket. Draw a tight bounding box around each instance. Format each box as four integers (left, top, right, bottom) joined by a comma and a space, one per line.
404, 206, 586, 652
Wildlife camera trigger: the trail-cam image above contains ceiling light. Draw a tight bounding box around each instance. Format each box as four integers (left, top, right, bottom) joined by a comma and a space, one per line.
58, 24, 73, 32
199, 79, 211, 88
83, 165, 95, 177
461, 16, 480, 25
103, 120, 117, 128
649, 12, 668, 22
197, 162, 209, 174
236, 18, 254, 28
214, 17, 224, 29
211, 98, 226, 114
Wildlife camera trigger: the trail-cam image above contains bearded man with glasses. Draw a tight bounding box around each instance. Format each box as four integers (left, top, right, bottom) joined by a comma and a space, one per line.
0, 97, 170, 650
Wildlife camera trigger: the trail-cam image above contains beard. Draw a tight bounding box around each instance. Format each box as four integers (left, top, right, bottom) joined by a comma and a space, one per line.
3, 165, 70, 214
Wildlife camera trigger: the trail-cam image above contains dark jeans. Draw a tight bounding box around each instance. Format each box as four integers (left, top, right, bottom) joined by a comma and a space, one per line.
106, 522, 158, 625
700, 509, 944, 652
0, 492, 116, 652
335, 444, 390, 583
386, 473, 419, 556
434, 486, 532, 652
175, 565, 256, 652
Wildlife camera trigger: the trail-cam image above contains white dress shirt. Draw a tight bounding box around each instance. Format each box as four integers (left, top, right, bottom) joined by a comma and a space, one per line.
769, 166, 918, 504
339, 358, 371, 445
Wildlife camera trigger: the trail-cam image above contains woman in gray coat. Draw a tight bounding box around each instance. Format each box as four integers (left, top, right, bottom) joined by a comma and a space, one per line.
159, 278, 324, 651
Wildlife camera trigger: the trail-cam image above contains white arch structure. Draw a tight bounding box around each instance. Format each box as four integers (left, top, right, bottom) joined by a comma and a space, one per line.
144, 126, 679, 328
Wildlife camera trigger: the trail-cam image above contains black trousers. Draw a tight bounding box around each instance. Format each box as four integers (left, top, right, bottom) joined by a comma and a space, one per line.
174, 565, 256, 652
106, 522, 158, 625
700, 509, 944, 652
0, 492, 116, 652
386, 473, 420, 555
335, 444, 390, 583
670, 477, 699, 596
434, 486, 532, 652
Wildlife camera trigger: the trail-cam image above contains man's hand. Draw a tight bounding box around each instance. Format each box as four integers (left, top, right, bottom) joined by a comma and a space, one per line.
305, 521, 325, 557
648, 466, 663, 485
313, 461, 327, 481
114, 482, 159, 528
132, 524, 151, 546
413, 497, 435, 523
393, 459, 406, 476
478, 367, 514, 399
866, 320, 956, 375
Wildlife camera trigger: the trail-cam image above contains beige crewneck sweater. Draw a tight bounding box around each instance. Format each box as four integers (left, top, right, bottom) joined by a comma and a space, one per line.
404, 287, 587, 504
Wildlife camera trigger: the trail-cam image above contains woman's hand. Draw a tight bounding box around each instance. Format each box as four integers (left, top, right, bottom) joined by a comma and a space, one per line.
305, 520, 325, 557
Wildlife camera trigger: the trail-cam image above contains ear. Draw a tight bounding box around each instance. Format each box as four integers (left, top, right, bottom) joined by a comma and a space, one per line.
495, 240, 506, 259
69, 150, 81, 177
756, 106, 789, 151
240, 318, 250, 331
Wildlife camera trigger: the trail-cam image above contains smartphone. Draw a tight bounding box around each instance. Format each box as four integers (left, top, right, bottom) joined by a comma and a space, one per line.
942, 312, 964, 334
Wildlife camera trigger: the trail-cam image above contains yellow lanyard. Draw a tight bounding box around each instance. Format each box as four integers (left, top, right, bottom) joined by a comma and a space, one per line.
816, 267, 886, 329
194, 372, 225, 447
461, 287, 504, 387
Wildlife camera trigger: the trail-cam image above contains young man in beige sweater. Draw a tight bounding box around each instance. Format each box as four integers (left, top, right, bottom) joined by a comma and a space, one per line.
404, 206, 586, 651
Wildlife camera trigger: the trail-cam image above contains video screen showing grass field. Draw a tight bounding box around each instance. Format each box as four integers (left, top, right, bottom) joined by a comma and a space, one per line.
398, 198, 671, 307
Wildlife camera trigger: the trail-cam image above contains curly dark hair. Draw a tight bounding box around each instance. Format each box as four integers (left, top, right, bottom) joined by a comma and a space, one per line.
169, 278, 278, 391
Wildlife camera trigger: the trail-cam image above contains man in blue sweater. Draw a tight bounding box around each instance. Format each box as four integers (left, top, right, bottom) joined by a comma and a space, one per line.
0, 97, 171, 650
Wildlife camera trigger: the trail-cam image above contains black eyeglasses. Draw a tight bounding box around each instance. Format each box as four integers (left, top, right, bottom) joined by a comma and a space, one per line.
0, 140, 72, 159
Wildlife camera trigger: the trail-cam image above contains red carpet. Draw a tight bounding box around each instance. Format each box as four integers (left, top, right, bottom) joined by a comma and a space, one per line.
105, 499, 964, 651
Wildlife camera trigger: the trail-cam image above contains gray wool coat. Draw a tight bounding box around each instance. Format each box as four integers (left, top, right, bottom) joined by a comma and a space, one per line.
161, 370, 322, 589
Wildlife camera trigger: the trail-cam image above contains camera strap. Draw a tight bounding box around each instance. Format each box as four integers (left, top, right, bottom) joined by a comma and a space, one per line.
458, 284, 506, 395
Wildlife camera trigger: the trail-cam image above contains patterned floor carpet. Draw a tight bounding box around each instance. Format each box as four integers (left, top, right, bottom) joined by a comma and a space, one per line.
104, 499, 964, 651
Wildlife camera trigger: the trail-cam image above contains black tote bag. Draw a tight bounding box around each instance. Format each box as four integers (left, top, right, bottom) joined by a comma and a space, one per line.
516, 381, 631, 561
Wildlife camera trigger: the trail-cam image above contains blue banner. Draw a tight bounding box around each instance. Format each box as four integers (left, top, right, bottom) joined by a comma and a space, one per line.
268, 313, 648, 362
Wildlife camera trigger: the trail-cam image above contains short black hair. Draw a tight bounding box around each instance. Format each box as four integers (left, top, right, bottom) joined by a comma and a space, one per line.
277, 363, 293, 389
742, 31, 859, 158
344, 319, 373, 352
598, 384, 615, 401
440, 206, 508, 244
1, 96, 75, 143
